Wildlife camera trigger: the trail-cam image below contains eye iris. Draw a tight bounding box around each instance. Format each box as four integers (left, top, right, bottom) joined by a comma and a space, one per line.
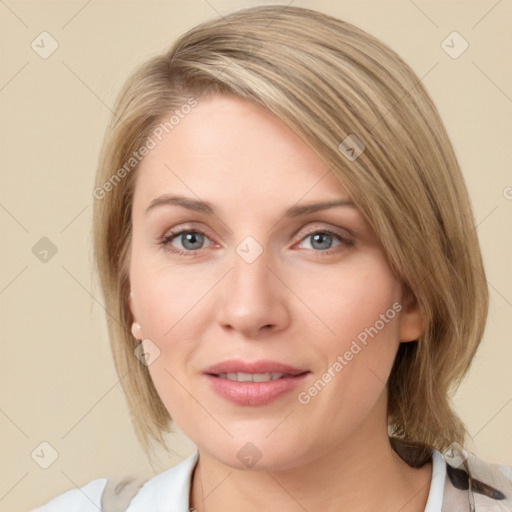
182, 232, 204, 250
311, 233, 333, 250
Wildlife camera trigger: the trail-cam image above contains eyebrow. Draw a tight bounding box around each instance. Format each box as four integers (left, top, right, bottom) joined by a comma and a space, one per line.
145, 194, 356, 217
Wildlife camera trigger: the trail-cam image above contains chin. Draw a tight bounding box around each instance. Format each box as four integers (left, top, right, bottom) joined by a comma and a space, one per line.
197, 432, 313, 472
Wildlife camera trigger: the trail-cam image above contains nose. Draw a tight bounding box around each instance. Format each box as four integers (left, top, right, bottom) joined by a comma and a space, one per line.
215, 247, 291, 338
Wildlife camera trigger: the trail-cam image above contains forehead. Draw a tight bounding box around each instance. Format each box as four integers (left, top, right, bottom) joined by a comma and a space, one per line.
133, 94, 350, 212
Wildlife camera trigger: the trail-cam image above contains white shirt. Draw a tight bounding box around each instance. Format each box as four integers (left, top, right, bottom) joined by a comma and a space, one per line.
30, 449, 447, 512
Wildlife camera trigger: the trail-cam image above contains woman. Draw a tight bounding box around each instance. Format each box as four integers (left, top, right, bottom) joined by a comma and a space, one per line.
32, 5, 511, 511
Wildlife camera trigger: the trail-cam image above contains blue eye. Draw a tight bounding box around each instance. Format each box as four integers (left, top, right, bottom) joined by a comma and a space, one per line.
295, 229, 354, 255
159, 230, 211, 255
299, 231, 342, 251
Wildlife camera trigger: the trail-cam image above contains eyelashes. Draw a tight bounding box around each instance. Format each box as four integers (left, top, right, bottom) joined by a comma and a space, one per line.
157, 226, 354, 257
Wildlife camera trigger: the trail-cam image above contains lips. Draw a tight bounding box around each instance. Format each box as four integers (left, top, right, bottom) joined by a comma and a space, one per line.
203, 359, 308, 377
202, 359, 310, 406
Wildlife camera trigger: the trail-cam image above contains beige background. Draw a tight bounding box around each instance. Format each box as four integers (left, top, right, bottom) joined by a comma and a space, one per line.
0, 0, 511, 510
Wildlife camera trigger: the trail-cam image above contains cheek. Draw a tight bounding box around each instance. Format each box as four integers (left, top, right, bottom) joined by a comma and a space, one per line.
132, 256, 209, 340
130, 263, 210, 408
293, 254, 402, 350
293, 256, 403, 407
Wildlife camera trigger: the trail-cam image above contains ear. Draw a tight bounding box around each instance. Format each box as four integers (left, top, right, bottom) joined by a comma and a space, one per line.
399, 290, 424, 343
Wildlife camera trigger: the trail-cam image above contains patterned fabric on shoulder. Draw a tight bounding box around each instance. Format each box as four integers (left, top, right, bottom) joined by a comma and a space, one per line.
442, 442, 512, 511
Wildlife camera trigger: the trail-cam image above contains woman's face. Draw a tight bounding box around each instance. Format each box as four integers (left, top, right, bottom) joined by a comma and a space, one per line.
129, 94, 422, 470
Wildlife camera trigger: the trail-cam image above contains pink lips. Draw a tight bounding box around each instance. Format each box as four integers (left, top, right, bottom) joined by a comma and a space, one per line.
203, 359, 310, 406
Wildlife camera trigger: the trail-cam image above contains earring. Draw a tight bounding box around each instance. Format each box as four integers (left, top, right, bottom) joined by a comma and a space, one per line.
131, 322, 142, 340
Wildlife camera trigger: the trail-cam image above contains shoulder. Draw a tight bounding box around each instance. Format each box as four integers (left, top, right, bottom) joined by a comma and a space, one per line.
29, 477, 108, 512
29, 475, 149, 512
29, 451, 199, 512
442, 442, 512, 511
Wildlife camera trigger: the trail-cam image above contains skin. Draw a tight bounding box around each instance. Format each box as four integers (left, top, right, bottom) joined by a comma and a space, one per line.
128, 94, 431, 512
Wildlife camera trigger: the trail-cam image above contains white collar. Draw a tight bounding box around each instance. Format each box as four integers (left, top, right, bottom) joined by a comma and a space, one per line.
127, 450, 199, 511
425, 449, 446, 511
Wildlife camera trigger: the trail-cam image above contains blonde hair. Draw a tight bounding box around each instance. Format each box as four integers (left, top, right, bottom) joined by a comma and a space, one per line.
92, 5, 488, 464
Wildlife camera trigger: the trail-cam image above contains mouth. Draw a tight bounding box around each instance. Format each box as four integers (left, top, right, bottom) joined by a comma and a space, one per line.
210, 371, 308, 382
202, 359, 311, 406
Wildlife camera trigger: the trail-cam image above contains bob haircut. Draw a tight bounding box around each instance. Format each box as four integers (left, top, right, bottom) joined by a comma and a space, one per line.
92, 5, 488, 465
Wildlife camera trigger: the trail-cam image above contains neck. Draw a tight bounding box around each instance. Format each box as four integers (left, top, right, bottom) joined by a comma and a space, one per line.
189, 422, 432, 512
